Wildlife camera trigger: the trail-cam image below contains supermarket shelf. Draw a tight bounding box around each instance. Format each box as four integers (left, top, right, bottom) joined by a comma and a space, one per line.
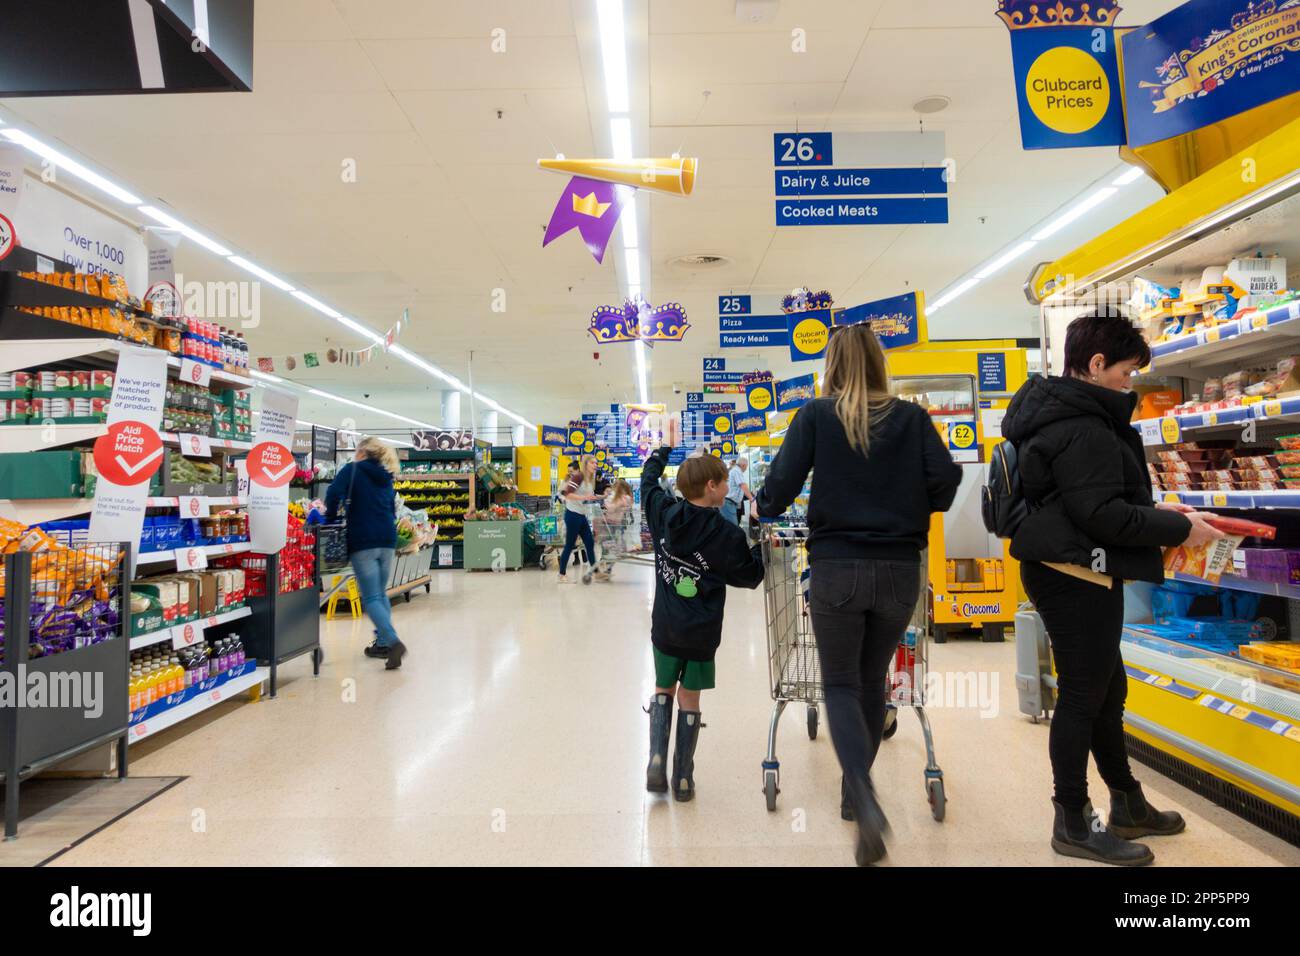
1122, 631, 1300, 723
1156, 489, 1300, 510
0, 494, 248, 523
1135, 394, 1300, 446
127, 665, 268, 743
0, 336, 254, 390
0, 423, 252, 454
1166, 570, 1300, 600
129, 605, 253, 651
1147, 300, 1300, 379
136, 541, 251, 566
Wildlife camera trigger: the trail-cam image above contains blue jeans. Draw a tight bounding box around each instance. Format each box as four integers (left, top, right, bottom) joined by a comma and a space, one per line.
722, 499, 741, 525
351, 547, 398, 647
559, 510, 595, 575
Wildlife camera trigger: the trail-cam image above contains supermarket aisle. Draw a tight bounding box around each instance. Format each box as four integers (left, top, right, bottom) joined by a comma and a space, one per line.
52, 565, 1300, 867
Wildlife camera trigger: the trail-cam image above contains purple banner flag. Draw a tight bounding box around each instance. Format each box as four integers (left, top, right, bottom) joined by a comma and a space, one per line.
542, 176, 626, 263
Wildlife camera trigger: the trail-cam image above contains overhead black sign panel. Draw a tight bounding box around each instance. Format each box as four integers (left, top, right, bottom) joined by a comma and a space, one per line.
0, 0, 253, 97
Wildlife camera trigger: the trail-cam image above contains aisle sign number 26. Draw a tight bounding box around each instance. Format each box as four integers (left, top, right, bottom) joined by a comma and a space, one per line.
773, 133, 832, 167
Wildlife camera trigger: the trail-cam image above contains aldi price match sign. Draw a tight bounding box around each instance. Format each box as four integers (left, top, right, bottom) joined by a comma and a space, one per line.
247, 387, 299, 554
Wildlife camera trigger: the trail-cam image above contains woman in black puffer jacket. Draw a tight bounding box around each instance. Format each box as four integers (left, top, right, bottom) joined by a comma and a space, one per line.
1002, 313, 1224, 866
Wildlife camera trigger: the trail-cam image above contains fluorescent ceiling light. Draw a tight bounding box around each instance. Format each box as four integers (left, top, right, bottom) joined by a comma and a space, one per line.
306, 387, 436, 430
1031, 187, 1118, 241
619, 189, 638, 248
250, 369, 284, 384
624, 248, 641, 287
610, 117, 633, 160
334, 315, 383, 344
0, 128, 142, 205
290, 290, 341, 319
596, 0, 630, 113
228, 256, 294, 292
927, 277, 980, 313
138, 205, 232, 256
1112, 167, 1145, 186
975, 240, 1037, 280
634, 340, 649, 404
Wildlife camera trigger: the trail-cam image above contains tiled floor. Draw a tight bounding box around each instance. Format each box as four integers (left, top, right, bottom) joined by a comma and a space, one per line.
49, 564, 1300, 866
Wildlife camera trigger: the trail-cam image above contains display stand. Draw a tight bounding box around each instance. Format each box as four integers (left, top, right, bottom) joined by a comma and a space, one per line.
1027, 127, 1300, 843
235, 552, 322, 699
1, 547, 130, 840
395, 461, 473, 568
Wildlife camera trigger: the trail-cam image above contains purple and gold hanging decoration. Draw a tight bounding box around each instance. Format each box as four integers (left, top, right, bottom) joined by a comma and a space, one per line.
588, 296, 690, 344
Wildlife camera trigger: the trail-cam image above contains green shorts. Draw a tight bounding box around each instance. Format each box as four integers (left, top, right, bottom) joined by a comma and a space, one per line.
653, 647, 716, 691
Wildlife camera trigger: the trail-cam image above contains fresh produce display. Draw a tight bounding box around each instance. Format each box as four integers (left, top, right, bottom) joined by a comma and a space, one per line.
465, 504, 525, 521
169, 454, 225, 485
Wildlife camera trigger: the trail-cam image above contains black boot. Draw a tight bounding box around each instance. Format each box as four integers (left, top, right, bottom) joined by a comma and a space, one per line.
671, 710, 702, 802
840, 776, 854, 821
1108, 784, 1186, 839
644, 694, 673, 793
1051, 799, 1154, 866
842, 774, 888, 866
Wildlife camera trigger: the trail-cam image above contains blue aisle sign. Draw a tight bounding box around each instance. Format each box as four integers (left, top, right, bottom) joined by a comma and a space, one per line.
703, 357, 725, 371
703, 370, 745, 382
720, 315, 788, 332
776, 197, 948, 227
978, 352, 1008, 392
718, 295, 752, 315
772, 131, 948, 226
1121, 0, 1300, 148
834, 291, 925, 351
686, 392, 704, 404
721, 332, 788, 348
774, 167, 948, 196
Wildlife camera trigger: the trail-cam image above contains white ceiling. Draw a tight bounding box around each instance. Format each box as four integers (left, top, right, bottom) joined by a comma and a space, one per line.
1, 0, 1187, 433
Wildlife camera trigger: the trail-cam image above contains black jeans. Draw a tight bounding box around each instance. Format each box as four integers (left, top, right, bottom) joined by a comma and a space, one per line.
1021, 561, 1139, 810
559, 509, 595, 575
808, 558, 920, 788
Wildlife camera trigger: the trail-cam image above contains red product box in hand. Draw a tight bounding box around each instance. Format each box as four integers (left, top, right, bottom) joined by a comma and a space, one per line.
1164, 517, 1276, 583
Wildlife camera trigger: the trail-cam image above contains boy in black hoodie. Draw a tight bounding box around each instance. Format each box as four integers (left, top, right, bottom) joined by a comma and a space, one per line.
641, 432, 764, 802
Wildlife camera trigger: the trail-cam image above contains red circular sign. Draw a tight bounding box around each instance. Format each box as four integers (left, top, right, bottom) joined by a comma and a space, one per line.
180, 623, 197, 644
248, 441, 295, 487
188, 434, 204, 454
0, 214, 15, 261
92, 421, 164, 486
186, 497, 202, 517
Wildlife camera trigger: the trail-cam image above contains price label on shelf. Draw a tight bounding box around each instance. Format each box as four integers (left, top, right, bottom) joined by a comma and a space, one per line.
1250, 313, 1269, 331
178, 495, 207, 519
176, 546, 208, 571
1263, 400, 1283, 418
1198, 326, 1221, 345
1211, 492, 1227, 507
1139, 419, 1163, 445
179, 433, 212, 458
171, 619, 205, 650
1163, 492, 1181, 504
180, 358, 212, 387
1159, 416, 1181, 444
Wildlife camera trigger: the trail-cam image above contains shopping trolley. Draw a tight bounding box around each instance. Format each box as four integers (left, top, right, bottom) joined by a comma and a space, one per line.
758, 521, 820, 811
590, 505, 654, 577
531, 510, 566, 571
758, 528, 947, 822
881, 560, 946, 822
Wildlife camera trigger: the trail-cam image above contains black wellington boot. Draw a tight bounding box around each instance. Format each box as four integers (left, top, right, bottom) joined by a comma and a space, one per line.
644, 694, 673, 793
1051, 799, 1154, 866
671, 710, 702, 802
843, 774, 888, 866
1108, 784, 1186, 839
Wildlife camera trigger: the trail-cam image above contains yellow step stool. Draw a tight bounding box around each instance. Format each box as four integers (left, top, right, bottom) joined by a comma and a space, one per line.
327, 576, 362, 620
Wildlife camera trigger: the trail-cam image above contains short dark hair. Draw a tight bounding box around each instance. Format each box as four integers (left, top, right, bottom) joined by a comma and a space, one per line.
676, 454, 728, 500
1062, 314, 1151, 378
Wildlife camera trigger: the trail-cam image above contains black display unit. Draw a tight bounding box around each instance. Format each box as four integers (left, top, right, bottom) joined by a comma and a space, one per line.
1, 546, 130, 839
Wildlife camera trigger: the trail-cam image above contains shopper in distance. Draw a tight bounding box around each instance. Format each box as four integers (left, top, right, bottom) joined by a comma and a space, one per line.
556, 455, 603, 584
753, 322, 962, 866
1001, 313, 1224, 866
325, 436, 409, 670
722, 456, 753, 527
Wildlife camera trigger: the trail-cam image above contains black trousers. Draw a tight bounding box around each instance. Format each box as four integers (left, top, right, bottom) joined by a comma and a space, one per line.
808, 558, 920, 787
1021, 561, 1139, 810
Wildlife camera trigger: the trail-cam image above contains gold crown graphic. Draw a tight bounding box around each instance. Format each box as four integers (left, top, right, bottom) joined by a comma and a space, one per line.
572, 192, 612, 218
996, 0, 1121, 30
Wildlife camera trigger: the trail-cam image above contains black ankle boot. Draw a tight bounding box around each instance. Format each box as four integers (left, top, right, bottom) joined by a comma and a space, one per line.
840, 776, 854, 821
843, 775, 888, 866
1108, 784, 1185, 839
671, 710, 701, 802
1051, 799, 1154, 866
644, 694, 673, 793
